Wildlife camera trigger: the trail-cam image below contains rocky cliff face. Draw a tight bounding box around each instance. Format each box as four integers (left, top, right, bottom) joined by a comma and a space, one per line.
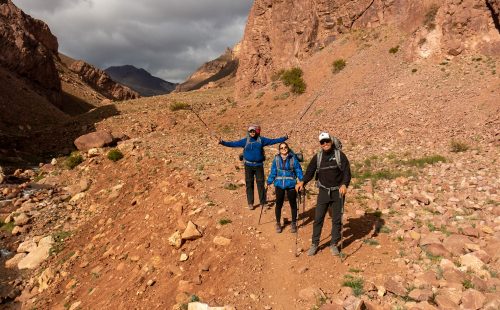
0, 0, 61, 103
236, 0, 500, 97
176, 47, 239, 92
69, 60, 140, 101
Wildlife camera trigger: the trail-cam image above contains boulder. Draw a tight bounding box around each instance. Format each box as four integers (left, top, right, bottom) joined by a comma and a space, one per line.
442, 234, 470, 255
459, 253, 485, 272
435, 294, 459, 309
74, 131, 114, 151
13, 212, 29, 226
423, 243, 450, 258
408, 289, 433, 302
384, 277, 407, 296
17, 239, 37, 253
181, 221, 202, 240
460, 289, 485, 310
5, 253, 26, 268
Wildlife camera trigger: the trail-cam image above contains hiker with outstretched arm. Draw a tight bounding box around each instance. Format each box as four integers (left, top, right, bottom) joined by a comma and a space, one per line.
219, 125, 288, 210
296, 132, 351, 256
266, 142, 304, 233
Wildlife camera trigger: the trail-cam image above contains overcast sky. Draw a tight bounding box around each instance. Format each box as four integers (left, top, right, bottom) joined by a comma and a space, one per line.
15, 0, 253, 83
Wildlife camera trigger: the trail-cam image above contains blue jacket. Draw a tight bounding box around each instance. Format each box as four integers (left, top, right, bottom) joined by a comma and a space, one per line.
267, 153, 304, 189
220, 135, 287, 166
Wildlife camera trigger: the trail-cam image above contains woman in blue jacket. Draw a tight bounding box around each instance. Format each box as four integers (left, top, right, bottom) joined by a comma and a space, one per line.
219, 125, 288, 210
266, 142, 304, 233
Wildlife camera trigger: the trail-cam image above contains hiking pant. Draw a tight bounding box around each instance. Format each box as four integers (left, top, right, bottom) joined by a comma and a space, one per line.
275, 187, 297, 224
312, 190, 343, 246
244, 165, 266, 206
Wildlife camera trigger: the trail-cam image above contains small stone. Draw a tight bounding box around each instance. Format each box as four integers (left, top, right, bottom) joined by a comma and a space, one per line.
181, 221, 202, 240
69, 301, 82, 310
213, 236, 231, 246
168, 231, 183, 249
180, 253, 188, 262
147, 279, 155, 286
13, 213, 29, 226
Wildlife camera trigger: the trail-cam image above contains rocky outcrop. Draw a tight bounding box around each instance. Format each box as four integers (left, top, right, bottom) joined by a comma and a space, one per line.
69, 60, 140, 101
0, 0, 61, 103
176, 47, 239, 92
236, 0, 500, 97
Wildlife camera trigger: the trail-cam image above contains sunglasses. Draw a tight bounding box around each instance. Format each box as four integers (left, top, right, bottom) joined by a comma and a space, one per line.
279, 146, 288, 150
248, 130, 256, 133
320, 139, 332, 145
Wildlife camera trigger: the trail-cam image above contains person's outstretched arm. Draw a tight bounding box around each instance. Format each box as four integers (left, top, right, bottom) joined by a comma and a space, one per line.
219, 137, 247, 148
260, 134, 288, 146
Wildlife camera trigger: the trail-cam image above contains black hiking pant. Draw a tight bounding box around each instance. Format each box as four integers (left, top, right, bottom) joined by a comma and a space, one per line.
244, 165, 266, 206
312, 189, 343, 246
275, 187, 297, 224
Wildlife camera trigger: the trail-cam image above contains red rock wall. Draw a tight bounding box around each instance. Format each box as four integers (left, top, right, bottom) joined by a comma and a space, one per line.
236, 0, 500, 98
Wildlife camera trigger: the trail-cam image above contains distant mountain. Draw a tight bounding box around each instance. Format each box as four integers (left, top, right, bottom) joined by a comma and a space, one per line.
105, 65, 177, 97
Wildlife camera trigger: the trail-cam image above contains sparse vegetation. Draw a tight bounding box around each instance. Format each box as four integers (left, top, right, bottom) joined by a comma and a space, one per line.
450, 140, 469, 153
389, 46, 399, 54
218, 219, 232, 225
332, 59, 347, 73
380, 226, 391, 233
273, 92, 290, 100
279, 68, 306, 94
224, 183, 238, 190
1, 221, 15, 232
424, 4, 439, 30
363, 239, 380, 246
107, 149, 124, 162
169, 101, 191, 111
348, 268, 362, 273
403, 155, 446, 167
342, 274, 364, 296
65, 152, 83, 170
50, 231, 72, 256
462, 279, 475, 289
255, 91, 265, 99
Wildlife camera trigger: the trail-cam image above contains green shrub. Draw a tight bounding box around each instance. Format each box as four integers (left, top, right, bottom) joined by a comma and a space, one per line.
273, 92, 290, 100
224, 183, 238, 190
424, 5, 439, 30
280, 68, 306, 94
219, 219, 232, 225
450, 140, 469, 153
389, 46, 399, 54
342, 275, 364, 296
169, 101, 191, 111
1, 222, 15, 232
405, 155, 446, 167
65, 152, 83, 170
332, 59, 346, 73
107, 149, 124, 162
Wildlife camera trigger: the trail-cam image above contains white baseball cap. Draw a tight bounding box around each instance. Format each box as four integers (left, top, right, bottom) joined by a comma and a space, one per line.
318, 132, 332, 142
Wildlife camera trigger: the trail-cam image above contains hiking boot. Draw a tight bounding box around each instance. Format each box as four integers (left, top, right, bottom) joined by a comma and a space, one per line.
275, 223, 282, 233
330, 244, 340, 256
307, 244, 318, 256
248, 204, 254, 210
290, 222, 297, 233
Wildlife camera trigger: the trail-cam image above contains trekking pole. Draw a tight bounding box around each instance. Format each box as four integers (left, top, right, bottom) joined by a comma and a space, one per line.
301, 189, 306, 228
258, 187, 266, 225
188, 107, 218, 139
294, 193, 301, 257
339, 192, 346, 263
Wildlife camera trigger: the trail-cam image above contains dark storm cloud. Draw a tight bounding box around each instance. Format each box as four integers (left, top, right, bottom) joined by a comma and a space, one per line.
14, 0, 253, 82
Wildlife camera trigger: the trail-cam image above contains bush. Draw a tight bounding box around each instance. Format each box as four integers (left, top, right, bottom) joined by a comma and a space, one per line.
389, 46, 399, 54
343, 275, 364, 296
405, 155, 446, 167
219, 219, 232, 225
169, 101, 190, 111
65, 152, 83, 170
450, 140, 469, 153
280, 68, 306, 94
332, 59, 346, 74
107, 149, 124, 162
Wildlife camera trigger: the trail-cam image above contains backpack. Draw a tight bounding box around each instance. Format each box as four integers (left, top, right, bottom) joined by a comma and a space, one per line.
315, 137, 343, 179
239, 134, 265, 162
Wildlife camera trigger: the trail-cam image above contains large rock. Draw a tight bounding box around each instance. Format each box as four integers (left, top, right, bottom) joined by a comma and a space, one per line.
69, 60, 139, 101
459, 253, 485, 272
442, 234, 471, 256
17, 239, 37, 253
5, 253, 26, 268
181, 221, 202, 240
384, 277, 407, 296
0, 0, 61, 102
298, 287, 325, 303
74, 131, 114, 151
435, 294, 459, 309
460, 289, 486, 310
13, 212, 30, 226
17, 236, 54, 269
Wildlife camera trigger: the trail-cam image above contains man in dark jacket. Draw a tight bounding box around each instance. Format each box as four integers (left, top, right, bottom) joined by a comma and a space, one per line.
219, 125, 288, 210
296, 132, 351, 256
